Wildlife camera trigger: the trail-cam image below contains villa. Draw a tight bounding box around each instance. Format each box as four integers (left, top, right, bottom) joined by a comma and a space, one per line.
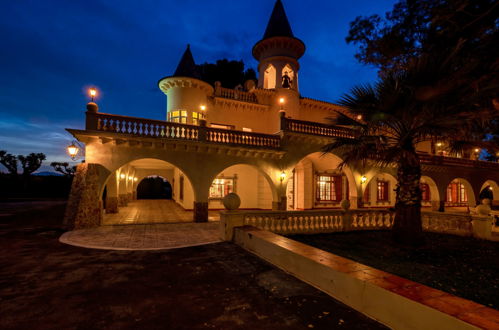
64, 0, 499, 229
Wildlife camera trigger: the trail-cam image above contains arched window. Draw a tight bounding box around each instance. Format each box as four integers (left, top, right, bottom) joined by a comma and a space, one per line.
282, 64, 295, 88
263, 64, 276, 89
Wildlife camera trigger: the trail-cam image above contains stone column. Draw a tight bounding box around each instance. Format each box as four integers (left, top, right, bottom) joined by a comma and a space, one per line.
193, 201, 208, 222
438, 200, 445, 212
272, 196, 286, 210
106, 172, 119, 214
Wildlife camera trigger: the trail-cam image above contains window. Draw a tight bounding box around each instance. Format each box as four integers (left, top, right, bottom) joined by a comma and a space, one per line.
421, 183, 431, 201
169, 110, 187, 123
192, 111, 205, 125
316, 175, 342, 202
377, 181, 389, 201
263, 64, 276, 89
210, 123, 235, 130
446, 181, 468, 204
209, 177, 235, 199
242, 127, 252, 132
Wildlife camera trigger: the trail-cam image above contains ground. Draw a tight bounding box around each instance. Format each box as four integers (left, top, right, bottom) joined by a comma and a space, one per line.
0, 202, 386, 329
288, 231, 499, 310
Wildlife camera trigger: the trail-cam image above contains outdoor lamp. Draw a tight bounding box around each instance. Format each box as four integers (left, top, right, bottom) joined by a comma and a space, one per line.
120, 173, 126, 180
474, 148, 480, 153
134, 177, 138, 182
361, 176, 367, 184
280, 171, 286, 182
279, 97, 285, 113
67, 143, 79, 160
200, 105, 206, 111
89, 88, 97, 101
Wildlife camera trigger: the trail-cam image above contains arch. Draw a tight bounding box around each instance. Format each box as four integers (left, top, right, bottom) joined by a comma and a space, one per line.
288, 152, 357, 210
444, 178, 476, 210
263, 64, 276, 89
281, 64, 295, 88
480, 180, 499, 203
363, 172, 397, 208
420, 175, 440, 210
137, 176, 173, 199
207, 163, 277, 210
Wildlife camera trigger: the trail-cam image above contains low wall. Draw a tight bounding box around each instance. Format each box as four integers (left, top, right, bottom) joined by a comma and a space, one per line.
220, 209, 496, 241
235, 226, 498, 330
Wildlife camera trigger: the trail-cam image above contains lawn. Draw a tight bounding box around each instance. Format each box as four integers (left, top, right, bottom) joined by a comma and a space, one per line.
287, 231, 499, 310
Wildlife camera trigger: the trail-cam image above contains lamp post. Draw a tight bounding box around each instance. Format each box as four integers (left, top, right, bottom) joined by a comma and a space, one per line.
89, 88, 97, 102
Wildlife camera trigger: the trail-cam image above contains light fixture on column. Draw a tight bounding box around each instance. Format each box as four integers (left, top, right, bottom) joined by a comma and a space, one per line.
89, 87, 97, 102
360, 175, 367, 184
120, 173, 126, 180
279, 97, 285, 113
134, 177, 138, 182
280, 171, 286, 182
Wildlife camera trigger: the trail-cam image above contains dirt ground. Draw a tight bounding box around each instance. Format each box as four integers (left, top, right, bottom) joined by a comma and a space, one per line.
0, 203, 386, 330
289, 231, 499, 310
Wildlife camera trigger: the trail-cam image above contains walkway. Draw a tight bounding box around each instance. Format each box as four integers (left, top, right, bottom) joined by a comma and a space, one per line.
60, 222, 220, 250
102, 199, 220, 225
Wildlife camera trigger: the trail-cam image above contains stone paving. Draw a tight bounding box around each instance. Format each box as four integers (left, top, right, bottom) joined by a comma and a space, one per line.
60, 222, 221, 250
102, 199, 220, 225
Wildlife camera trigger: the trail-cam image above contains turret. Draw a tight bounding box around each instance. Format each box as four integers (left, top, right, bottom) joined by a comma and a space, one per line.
158, 45, 213, 125
253, 0, 305, 92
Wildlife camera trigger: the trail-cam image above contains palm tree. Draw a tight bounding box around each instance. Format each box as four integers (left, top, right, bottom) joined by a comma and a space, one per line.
323, 51, 497, 246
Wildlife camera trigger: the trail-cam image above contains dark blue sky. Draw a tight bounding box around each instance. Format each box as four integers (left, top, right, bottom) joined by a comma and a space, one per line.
0, 0, 396, 171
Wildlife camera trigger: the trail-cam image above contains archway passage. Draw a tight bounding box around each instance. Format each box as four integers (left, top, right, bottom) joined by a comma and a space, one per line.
287, 152, 356, 210
137, 176, 172, 199
444, 178, 476, 212
102, 158, 218, 225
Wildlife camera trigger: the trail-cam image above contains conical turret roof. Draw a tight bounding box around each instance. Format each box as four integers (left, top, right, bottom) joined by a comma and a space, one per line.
173, 44, 200, 78
263, 0, 294, 39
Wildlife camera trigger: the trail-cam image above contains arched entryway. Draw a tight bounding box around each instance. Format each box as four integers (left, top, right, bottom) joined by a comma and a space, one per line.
445, 178, 476, 212
480, 180, 499, 207
137, 176, 173, 199
287, 152, 356, 210
362, 172, 397, 208
208, 164, 275, 211
420, 176, 440, 210
102, 158, 198, 224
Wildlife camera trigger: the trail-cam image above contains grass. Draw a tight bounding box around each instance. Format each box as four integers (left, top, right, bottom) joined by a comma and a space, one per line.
287, 231, 499, 310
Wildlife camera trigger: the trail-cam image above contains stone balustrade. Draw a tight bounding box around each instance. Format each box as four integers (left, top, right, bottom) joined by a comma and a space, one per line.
221, 208, 497, 241
281, 116, 355, 138
216, 87, 258, 103
207, 127, 280, 148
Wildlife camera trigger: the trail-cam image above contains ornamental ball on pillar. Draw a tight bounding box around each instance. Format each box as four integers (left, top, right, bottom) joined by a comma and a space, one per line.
476, 198, 491, 215
340, 199, 351, 211
86, 101, 98, 113
223, 193, 241, 210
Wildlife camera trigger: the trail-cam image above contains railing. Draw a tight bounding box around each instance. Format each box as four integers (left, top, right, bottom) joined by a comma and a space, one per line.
94, 113, 199, 140
207, 127, 280, 148
220, 208, 496, 241
216, 87, 258, 103
419, 153, 499, 169
281, 117, 355, 139
88, 112, 280, 149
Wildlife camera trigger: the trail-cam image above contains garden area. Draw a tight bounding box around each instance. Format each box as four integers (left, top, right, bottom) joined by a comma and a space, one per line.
288, 231, 499, 310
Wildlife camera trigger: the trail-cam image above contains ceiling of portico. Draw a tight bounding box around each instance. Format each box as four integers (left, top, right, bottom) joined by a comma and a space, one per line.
128, 158, 175, 170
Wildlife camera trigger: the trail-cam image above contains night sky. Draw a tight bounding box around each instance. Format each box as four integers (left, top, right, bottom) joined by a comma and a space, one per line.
0, 0, 396, 172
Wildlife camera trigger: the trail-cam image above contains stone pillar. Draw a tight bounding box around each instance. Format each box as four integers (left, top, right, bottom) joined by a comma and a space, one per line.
127, 192, 132, 202
193, 201, 208, 222
438, 200, 445, 212
63, 163, 103, 230
119, 194, 128, 206
272, 196, 286, 210
106, 197, 119, 214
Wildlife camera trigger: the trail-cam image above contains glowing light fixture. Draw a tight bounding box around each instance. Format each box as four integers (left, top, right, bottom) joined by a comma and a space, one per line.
361, 176, 367, 184
200, 105, 206, 111
279, 97, 285, 104
89, 88, 97, 101
120, 173, 126, 180
436, 142, 442, 147
356, 115, 362, 120
489, 186, 493, 191
474, 148, 480, 153
134, 177, 138, 182
67, 143, 79, 160
280, 171, 286, 182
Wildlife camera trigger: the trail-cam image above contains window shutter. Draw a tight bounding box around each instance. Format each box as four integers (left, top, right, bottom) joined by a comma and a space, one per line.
335, 176, 342, 201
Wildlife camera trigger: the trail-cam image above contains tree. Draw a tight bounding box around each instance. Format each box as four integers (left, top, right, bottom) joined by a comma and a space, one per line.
346, 0, 498, 77
18, 153, 46, 177
0, 150, 18, 175
324, 49, 496, 246
50, 162, 76, 176
197, 59, 256, 89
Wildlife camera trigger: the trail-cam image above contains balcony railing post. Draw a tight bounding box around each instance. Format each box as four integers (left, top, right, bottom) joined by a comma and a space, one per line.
280, 111, 287, 131
85, 102, 99, 130
198, 119, 207, 142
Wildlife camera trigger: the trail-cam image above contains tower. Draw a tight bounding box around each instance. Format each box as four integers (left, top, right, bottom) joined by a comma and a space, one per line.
158, 45, 213, 124
253, 0, 305, 92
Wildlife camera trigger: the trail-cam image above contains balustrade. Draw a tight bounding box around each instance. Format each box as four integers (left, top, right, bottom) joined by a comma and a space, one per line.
217, 87, 258, 103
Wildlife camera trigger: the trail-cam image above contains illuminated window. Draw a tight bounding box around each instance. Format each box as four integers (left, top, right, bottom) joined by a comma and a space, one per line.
281, 64, 295, 88
316, 175, 342, 202
242, 127, 252, 132
192, 111, 205, 125
169, 110, 187, 123
210, 123, 235, 130
421, 183, 431, 201
377, 181, 389, 201
446, 181, 468, 204
209, 177, 236, 199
